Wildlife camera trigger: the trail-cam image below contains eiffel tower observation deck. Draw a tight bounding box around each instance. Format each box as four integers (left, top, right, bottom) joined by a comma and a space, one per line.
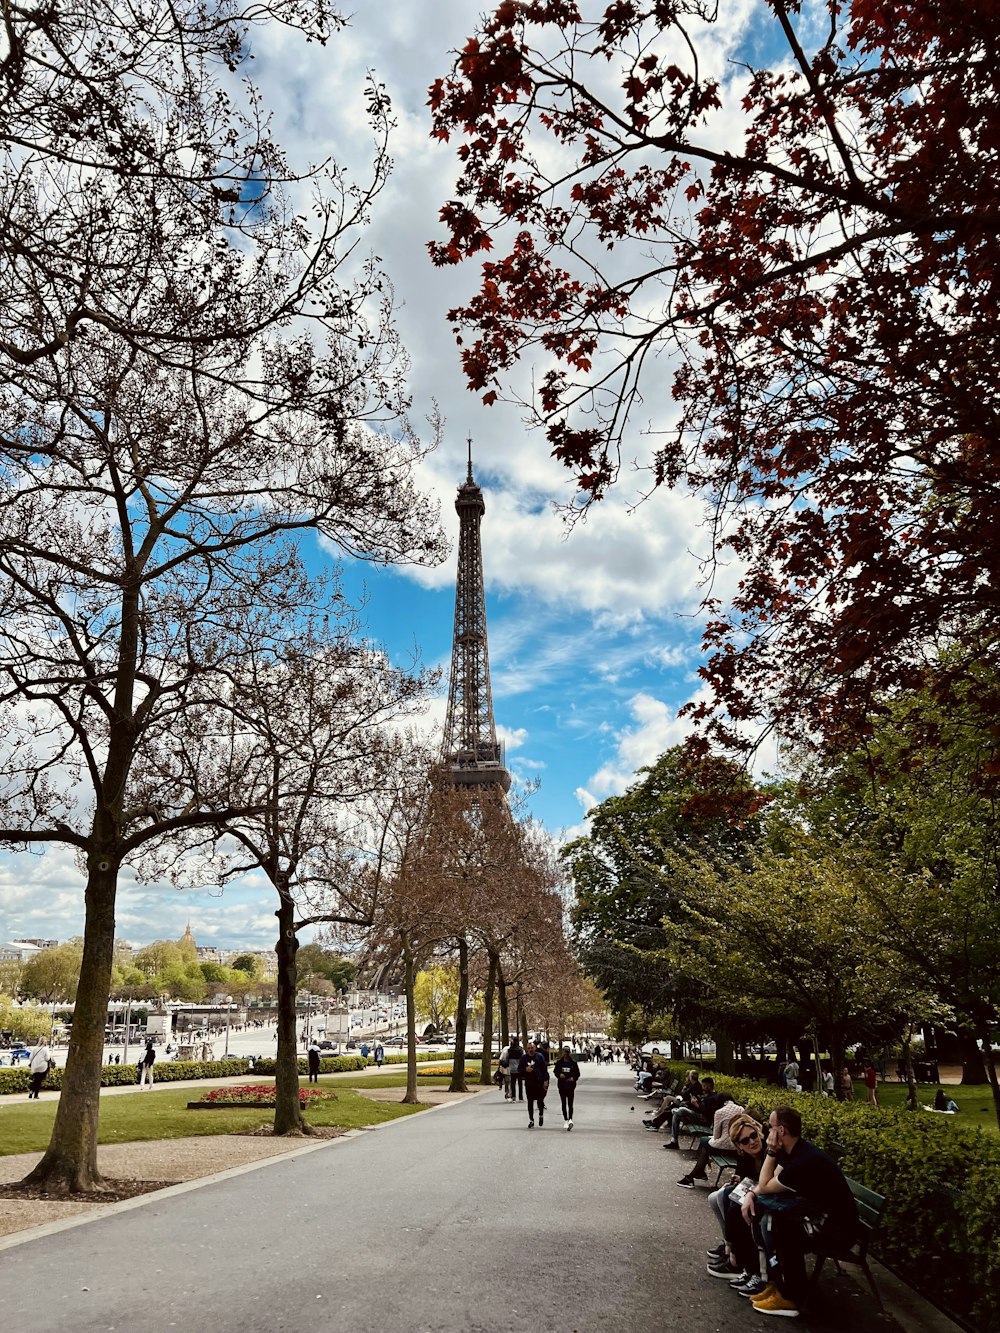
440, 443, 511, 792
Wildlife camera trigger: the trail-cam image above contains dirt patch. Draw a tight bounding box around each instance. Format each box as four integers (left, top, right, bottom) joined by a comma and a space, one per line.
0, 1133, 329, 1240
0, 1178, 172, 1205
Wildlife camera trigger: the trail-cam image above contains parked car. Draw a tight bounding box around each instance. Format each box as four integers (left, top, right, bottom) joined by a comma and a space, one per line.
318, 1040, 336, 1050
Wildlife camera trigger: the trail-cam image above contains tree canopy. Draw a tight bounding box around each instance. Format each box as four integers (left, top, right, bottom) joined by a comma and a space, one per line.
429, 0, 1000, 768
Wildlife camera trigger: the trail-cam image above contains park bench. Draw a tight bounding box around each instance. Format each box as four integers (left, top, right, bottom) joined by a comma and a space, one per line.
808, 1176, 887, 1311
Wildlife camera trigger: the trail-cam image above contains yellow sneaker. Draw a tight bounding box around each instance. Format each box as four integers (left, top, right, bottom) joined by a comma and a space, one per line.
750, 1285, 778, 1306
753, 1290, 801, 1318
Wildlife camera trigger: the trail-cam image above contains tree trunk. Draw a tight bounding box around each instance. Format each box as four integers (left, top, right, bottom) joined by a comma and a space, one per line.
497, 966, 509, 1046
517, 993, 528, 1045
830, 1034, 849, 1101
24, 859, 118, 1193
977, 1023, 1000, 1131
956, 1028, 989, 1084
479, 950, 497, 1086
272, 889, 312, 1136
900, 1029, 918, 1111
713, 1031, 735, 1075
450, 935, 469, 1093
401, 931, 420, 1104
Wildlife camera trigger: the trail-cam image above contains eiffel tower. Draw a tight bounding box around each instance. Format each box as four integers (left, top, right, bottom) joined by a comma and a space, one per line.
441, 442, 511, 792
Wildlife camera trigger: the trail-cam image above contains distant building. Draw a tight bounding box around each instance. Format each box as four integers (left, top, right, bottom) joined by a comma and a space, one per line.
13, 937, 58, 950
0, 941, 44, 962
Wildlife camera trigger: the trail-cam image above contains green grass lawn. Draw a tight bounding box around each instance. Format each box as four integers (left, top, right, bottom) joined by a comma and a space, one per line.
0, 1075, 461, 1157
863, 1079, 999, 1132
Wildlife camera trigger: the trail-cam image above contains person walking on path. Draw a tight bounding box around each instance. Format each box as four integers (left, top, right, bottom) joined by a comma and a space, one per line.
139, 1039, 156, 1090
552, 1044, 581, 1129
506, 1036, 525, 1102
374, 1042, 385, 1069
28, 1040, 52, 1099
307, 1040, 321, 1084
518, 1040, 549, 1128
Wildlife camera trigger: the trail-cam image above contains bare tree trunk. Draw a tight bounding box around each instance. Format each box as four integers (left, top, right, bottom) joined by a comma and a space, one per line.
714, 1031, 735, 1076
977, 1023, 1000, 1131
450, 935, 469, 1093
900, 1028, 918, 1112
479, 950, 497, 1086
272, 888, 312, 1136
401, 931, 420, 1105
497, 966, 509, 1046
24, 859, 117, 1192
518, 993, 528, 1045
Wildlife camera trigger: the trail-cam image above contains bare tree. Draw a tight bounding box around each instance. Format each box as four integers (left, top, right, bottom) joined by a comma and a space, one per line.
0, 254, 445, 1194
149, 610, 437, 1135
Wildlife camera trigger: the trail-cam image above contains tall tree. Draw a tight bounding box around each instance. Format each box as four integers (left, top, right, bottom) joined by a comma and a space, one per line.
429, 0, 1000, 767
0, 8, 444, 1185
145, 611, 434, 1135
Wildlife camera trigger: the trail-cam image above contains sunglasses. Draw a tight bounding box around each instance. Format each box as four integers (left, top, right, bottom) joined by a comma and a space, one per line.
737, 1130, 760, 1146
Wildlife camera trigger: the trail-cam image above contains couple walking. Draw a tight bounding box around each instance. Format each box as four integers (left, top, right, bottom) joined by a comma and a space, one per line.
504, 1039, 581, 1130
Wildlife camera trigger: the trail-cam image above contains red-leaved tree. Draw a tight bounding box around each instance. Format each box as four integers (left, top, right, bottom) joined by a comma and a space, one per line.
429, 0, 1000, 764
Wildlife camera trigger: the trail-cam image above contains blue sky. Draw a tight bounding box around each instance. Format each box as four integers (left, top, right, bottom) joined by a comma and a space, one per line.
1, 1, 784, 951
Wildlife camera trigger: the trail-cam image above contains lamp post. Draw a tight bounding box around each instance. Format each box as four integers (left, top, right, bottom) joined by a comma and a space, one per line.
224, 998, 232, 1058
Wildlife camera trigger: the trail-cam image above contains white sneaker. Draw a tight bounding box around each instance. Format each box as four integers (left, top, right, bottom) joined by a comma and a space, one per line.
567, 1119, 573, 1130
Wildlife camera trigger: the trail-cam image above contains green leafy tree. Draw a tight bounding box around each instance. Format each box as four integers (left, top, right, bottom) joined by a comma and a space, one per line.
229, 955, 265, 981
20, 944, 84, 1003
565, 747, 766, 1053
413, 964, 460, 1033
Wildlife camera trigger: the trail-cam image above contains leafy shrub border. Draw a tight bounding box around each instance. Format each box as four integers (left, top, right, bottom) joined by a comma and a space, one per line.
0, 1046, 455, 1097
659, 1062, 998, 1333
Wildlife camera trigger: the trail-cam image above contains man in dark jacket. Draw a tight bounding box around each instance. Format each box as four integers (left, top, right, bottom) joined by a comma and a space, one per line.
505, 1037, 524, 1101
518, 1041, 549, 1127
741, 1103, 859, 1318
552, 1044, 581, 1129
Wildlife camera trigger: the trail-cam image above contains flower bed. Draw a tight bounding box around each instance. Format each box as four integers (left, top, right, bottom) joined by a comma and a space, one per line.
187, 1084, 338, 1109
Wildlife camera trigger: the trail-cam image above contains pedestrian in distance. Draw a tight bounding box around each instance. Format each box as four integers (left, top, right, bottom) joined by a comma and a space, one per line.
553, 1044, 581, 1129
862, 1062, 879, 1107
506, 1035, 525, 1102
374, 1042, 385, 1069
27, 1039, 52, 1099
139, 1038, 156, 1089
518, 1040, 549, 1127
307, 1040, 321, 1084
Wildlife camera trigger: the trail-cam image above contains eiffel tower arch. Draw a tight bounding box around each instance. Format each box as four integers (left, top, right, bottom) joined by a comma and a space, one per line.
440, 443, 511, 794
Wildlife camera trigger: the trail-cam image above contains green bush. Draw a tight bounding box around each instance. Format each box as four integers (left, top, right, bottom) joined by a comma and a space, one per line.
657, 1063, 998, 1333
247, 1056, 367, 1076
0, 1057, 252, 1096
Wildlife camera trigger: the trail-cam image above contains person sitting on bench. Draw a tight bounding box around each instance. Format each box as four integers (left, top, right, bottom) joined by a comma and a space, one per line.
740, 1103, 859, 1319
677, 1094, 745, 1185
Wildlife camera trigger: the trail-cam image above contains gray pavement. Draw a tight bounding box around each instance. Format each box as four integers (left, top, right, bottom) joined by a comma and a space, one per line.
1, 1064, 948, 1333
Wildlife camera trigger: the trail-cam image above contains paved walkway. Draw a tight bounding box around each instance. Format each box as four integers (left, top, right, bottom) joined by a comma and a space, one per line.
1, 1065, 958, 1333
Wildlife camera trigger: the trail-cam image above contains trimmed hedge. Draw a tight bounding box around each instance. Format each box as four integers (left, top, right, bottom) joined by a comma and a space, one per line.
0, 1046, 459, 1096
658, 1063, 999, 1333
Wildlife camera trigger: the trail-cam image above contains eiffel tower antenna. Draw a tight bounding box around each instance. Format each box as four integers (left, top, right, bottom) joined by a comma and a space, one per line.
441, 443, 511, 791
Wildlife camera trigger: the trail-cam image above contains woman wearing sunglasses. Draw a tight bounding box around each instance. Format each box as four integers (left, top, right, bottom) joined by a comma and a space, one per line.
705, 1112, 769, 1296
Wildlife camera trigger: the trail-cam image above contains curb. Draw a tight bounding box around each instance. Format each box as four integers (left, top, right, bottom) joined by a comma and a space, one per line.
0, 1088, 489, 1253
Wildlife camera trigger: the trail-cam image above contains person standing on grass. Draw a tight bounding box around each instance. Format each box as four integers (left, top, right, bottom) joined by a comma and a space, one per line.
518, 1040, 549, 1128
552, 1044, 581, 1130
139, 1039, 156, 1090
307, 1040, 321, 1084
28, 1039, 52, 1099
862, 1062, 879, 1108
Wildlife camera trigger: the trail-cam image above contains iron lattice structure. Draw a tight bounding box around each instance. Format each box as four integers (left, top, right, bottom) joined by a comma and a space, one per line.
441, 448, 511, 792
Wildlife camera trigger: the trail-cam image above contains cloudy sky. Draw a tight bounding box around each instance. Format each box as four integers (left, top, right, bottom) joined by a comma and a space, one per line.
1, 1, 782, 952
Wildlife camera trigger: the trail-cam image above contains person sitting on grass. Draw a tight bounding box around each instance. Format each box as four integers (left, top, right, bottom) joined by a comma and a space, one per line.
740, 1104, 858, 1319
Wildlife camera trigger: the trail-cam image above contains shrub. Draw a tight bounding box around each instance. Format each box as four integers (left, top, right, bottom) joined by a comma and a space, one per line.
657, 1063, 998, 1332
200, 1084, 336, 1106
